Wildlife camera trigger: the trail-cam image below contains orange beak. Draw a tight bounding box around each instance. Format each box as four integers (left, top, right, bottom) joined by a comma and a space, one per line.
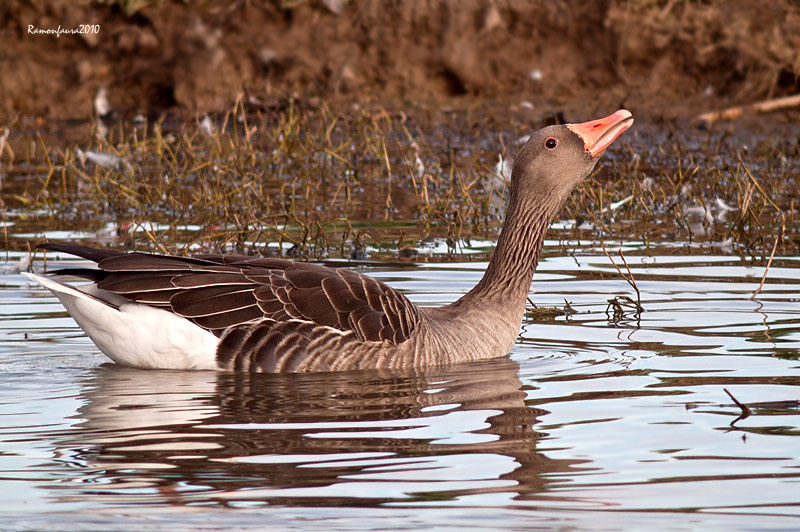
566, 109, 634, 158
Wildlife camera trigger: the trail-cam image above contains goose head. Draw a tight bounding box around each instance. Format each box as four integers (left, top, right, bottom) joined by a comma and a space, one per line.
510, 109, 634, 204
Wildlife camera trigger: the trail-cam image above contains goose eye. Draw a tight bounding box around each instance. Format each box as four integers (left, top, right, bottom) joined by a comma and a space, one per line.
545, 137, 558, 149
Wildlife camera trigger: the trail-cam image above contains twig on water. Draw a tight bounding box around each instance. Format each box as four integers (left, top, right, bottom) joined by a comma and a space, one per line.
525, 297, 576, 322
751, 223, 784, 300
724, 388, 751, 427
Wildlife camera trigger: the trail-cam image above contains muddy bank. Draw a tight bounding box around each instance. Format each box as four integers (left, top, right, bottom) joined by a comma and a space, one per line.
3, 0, 800, 121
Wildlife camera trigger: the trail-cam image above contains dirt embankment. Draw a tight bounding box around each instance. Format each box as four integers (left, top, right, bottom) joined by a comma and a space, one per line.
2, 0, 800, 121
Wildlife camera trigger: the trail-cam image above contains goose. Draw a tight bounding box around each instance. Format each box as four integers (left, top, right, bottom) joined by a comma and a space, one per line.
24, 110, 633, 372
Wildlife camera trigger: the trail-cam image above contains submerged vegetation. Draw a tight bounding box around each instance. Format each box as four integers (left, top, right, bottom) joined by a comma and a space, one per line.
1, 99, 797, 264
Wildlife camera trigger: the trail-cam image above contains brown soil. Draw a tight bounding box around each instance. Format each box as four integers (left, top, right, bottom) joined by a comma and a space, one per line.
3, 0, 800, 122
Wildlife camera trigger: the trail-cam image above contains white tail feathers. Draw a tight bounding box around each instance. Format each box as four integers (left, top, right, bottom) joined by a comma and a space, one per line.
23, 272, 219, 370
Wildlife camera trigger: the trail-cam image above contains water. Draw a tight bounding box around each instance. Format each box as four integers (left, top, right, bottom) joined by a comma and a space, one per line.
1, 244, 799, 531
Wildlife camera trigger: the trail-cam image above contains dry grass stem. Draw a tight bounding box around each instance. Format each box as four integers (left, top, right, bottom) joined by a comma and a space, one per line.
750, 223, 784, 301
602, 245, 643, 311
737, 153, 782, 213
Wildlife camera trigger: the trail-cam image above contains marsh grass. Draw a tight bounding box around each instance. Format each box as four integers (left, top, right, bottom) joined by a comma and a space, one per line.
2, 101, 499, 258
566, 122, 798, 261
1, 101, 796, 263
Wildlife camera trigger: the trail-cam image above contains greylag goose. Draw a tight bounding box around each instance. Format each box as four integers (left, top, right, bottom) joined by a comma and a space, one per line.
24, 110, 633, 372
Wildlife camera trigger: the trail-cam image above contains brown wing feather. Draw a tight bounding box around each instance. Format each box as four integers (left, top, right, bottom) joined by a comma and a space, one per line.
47, 244, 421, 345
97, 272, 180, 294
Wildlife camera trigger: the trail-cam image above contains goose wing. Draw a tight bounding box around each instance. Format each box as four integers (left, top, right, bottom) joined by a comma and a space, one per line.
39, 244, 421, 345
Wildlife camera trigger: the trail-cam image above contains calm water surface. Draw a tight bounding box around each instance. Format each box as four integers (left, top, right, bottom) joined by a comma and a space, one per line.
1, 243, 799, 531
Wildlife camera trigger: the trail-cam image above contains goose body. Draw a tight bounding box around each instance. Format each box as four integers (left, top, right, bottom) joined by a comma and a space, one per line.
25, 110, 633, 372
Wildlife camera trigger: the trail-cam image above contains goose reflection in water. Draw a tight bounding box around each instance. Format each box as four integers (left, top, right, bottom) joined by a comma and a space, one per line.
49, 357, 581, 507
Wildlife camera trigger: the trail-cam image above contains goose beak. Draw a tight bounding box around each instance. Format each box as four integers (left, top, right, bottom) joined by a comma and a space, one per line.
567, 109, 634, 158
